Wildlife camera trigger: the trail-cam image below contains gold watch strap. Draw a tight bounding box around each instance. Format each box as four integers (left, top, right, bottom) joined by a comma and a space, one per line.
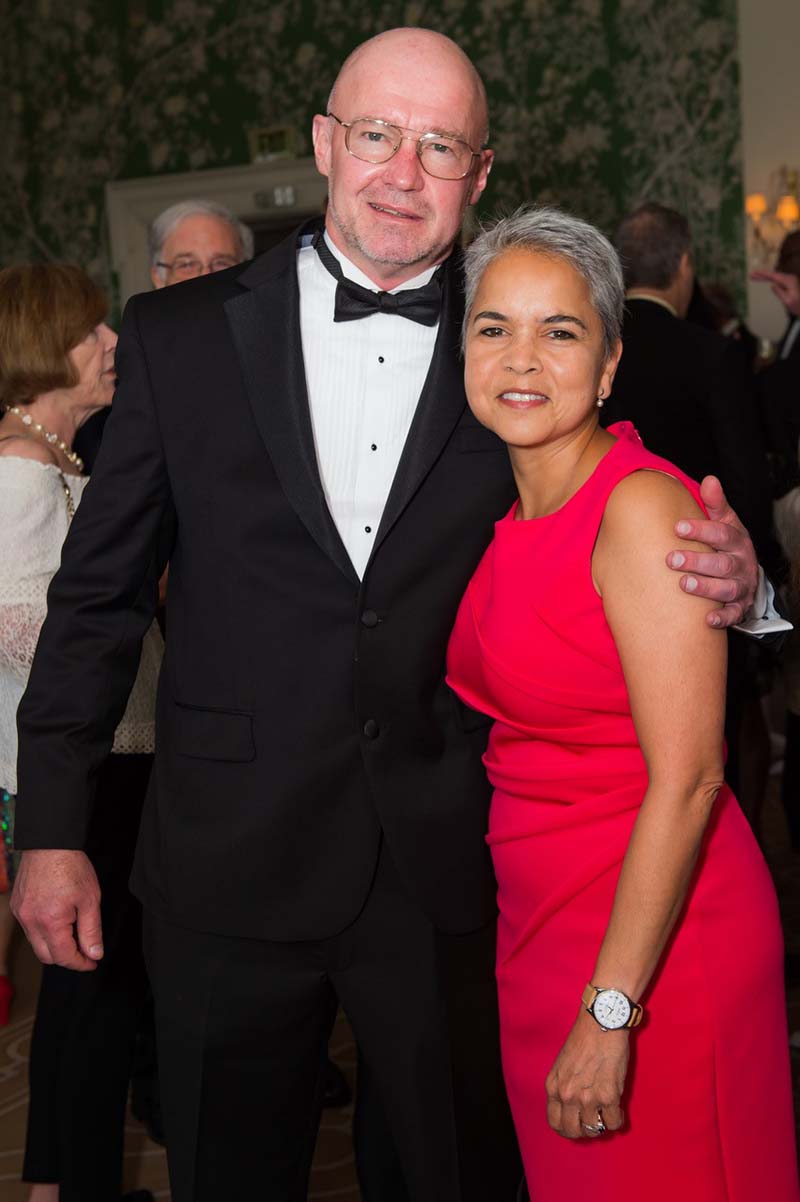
582, 982, 643, 1028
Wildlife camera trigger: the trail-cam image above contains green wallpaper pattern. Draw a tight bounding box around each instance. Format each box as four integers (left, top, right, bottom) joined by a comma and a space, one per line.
0, 0, 745, 295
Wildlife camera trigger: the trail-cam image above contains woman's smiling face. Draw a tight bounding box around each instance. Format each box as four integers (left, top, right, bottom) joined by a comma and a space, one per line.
464, 248, 621, 451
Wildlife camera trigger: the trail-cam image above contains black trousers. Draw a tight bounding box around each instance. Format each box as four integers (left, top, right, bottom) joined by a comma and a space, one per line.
23, 753, 152, 1199
144, 841, 521, 1202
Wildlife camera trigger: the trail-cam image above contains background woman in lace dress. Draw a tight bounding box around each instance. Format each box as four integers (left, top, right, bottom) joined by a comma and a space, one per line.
0, 264, 162, 1202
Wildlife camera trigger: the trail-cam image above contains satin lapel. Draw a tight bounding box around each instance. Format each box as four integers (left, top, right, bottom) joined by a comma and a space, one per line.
372, 254, 467, 555
224, 232, 358, 586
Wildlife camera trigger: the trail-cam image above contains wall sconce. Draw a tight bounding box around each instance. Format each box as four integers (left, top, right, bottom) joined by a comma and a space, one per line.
745, 167, 800, 265
776, 191, 800, 227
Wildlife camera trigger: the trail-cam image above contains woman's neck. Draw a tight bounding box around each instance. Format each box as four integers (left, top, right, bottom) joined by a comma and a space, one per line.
10, 393, 82, 447
0, 392, 99, 475
510, 420, 615, 520
3, 390, 101, 449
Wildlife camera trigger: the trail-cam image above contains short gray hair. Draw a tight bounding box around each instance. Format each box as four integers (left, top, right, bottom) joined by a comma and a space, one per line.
148, 199, 254, 277
462, 206, 624, 357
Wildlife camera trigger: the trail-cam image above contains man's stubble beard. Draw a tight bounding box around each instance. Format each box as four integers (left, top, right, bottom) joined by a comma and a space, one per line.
326, 168, 464, 271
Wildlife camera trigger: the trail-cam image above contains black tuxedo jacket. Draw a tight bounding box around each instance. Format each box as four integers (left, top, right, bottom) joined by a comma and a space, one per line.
758, 317, 800, 498
776, 316, 800, 366
15, 226, 517, 941
603, 298, 779, 573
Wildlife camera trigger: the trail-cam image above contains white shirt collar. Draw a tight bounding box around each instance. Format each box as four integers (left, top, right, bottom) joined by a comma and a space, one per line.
322, 231, 439, 294
625, 290, 678, 318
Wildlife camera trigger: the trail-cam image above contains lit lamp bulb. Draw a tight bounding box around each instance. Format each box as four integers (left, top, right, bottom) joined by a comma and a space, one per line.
775, 194, 800, 228
745, 193, 768, 224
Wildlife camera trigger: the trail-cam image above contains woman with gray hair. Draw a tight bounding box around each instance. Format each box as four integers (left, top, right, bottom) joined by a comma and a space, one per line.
446, 207, 797, 1200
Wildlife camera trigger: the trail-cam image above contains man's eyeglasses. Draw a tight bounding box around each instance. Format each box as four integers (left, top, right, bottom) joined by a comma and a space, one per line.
156, 256, 239, 279
327, 113, 483, 181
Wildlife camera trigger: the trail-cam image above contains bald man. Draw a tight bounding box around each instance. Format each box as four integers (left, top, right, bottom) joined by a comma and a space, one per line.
13, 28, 760, 1202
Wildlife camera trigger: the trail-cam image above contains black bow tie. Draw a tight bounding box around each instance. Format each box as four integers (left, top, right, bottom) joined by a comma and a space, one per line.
314, 233, 443, 326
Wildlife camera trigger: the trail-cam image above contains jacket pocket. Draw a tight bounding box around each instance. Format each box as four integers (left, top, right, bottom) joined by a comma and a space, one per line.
172, 703, 255, 762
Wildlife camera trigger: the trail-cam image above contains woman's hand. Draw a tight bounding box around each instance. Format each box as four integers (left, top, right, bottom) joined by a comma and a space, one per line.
545, 1010, 629, 1139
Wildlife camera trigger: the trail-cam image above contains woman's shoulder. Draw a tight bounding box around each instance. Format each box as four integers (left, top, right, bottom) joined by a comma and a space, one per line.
0, 436, 60, 468
600, 426, 704, 526
601, 468, 707, 554
0, 450, 81, 530
608, 464, 703, 509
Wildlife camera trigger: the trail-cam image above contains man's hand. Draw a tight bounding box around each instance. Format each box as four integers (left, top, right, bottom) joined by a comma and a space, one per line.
750, 269, 800, 317
666, 476, 758, 628
11, 849, 103, 971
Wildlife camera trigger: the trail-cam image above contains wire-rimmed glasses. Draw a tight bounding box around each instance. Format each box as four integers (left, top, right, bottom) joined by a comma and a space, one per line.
156, 255, 240, 279
328, 113, 482, 181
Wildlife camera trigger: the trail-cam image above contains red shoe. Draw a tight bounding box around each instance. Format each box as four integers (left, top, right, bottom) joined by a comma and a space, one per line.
0, 974, 13, 1026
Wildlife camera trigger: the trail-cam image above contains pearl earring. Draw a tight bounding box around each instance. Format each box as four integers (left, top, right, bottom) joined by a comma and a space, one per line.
596, 390, 605, 408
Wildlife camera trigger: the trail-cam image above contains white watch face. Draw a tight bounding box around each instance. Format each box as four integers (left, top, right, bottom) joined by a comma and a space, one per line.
592, 989, 631, 1029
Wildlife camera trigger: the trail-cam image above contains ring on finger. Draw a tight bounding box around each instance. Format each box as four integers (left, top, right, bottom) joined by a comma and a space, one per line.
581, 1110, 606, 1135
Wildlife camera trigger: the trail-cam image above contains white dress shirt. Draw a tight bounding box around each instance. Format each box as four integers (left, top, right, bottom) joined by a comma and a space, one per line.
298, 233, 440, 578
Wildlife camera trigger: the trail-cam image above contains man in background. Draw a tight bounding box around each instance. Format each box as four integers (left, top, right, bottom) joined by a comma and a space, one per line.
753, 243, 800, 322
752, 232, 800, 497
753, 242, 800, 859
148, 198, 253, 289
768, 230, 800, 365
606, 201, 782, 811
77, 199, 255, 469
607, 202, 775, 558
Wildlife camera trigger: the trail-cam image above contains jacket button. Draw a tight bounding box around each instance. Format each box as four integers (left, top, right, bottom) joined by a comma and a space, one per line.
363, 719, 380, 740
361, 610, 379, 628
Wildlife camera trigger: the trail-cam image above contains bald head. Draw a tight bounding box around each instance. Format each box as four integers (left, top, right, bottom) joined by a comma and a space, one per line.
328, 28, 488, 147
312, 27, 494, 288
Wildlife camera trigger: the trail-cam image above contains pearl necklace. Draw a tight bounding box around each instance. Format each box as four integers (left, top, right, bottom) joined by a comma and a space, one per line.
4, 405, 84, 472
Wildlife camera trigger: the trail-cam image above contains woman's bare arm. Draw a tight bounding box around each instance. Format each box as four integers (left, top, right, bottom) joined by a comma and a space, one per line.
545, 469, 726, 1140
591, 470, 726, 995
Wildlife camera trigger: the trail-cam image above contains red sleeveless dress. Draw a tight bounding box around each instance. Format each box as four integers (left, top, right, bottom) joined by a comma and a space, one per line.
447, 423, 798, 1201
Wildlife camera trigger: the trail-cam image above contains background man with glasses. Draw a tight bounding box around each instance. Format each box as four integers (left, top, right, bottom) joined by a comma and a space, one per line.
148, 198, 254, 287
76, 199, 254, 469
12, 28, 763, 1202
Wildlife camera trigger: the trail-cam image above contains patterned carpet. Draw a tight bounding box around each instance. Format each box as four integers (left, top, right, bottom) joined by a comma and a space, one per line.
1, 784, 799, 1199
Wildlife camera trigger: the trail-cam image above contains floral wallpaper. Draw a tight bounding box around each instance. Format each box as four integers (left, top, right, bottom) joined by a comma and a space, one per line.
0, 0, 745, 297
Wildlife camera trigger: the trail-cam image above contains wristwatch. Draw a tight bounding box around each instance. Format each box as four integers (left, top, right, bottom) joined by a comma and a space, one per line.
582, 983, 643, 1031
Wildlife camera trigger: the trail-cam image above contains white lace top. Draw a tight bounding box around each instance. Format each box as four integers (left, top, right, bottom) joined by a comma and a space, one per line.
0, 457, 163, 791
